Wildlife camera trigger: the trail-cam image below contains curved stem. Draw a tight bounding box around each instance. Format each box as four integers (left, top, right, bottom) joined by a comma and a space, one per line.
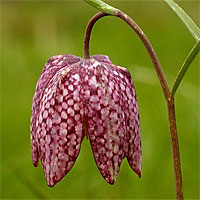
84, 12, 108, 59
84, 10, 184, 200
84, 11, 171, 101
117, 11, 171, 101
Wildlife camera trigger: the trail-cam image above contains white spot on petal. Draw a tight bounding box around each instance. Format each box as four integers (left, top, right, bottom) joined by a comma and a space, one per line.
67, 99, 74, 106
56, 95, 63, 102
46, 118, 52, 128
75, 114, 80, 120
73, 90, 80, 101
60, 129, 67, 136
72, 74, 80, 81
46, 135, 51, 144
53, 113, 61, 124
89, 76, 97, 86
120, 83, 125, 90
62, 102, 68, 109
68, 147, 74, 157
113, 71, 118, 76
67, 107, 75, 116
60, 122, 67, 129
67, 118, 73, 125
68, 85, 74, 91
93, 61, 100, 68
63, 89, 68, 96
114, 145, 119, 153
74, 103, 79, 111
61, 111, 67, 119
43, 110, 48, 119
45, 102, 50, 109
90, 95, 99, 102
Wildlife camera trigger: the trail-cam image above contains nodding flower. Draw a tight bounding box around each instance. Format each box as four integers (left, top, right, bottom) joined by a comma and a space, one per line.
30, 54, 141, 187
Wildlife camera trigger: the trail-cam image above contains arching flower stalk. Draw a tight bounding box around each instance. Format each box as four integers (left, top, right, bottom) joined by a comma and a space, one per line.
30, 54, 142, 187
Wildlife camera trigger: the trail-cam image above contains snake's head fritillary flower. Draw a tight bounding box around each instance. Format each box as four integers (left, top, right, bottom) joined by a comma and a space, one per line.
30, 54, 141, 187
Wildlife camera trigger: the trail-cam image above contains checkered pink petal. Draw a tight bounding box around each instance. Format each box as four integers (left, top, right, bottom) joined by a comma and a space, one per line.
30, 54, 141, 186
30, 55, 80, 166
122, 69, 142, 177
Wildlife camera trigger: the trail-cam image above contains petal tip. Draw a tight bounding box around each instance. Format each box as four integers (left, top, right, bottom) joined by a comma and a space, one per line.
32, 156, 39, 167
33, 162, 38, 167
108, 182, 115, 185
127, 156, 142, 178
45, 176, 59, 187
135, 169, 141, 178
47, 183, 55, 187
133, 165, 142, 178
105, 177, 116, 185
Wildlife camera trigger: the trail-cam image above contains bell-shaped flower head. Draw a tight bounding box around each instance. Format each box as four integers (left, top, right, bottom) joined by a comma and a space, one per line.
30, 54, 141, 186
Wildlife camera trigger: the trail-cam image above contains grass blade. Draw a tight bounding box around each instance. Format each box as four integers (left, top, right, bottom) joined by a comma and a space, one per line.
165, 0, 200, 41
171, 41, 200, 96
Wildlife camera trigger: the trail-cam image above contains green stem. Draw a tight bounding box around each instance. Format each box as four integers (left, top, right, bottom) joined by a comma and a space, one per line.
171, 41, 200, 97
84, 0, 119, 15
167, 97, 183, 200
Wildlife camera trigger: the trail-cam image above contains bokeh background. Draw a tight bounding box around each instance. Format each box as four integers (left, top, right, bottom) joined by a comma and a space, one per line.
1, 0, 199, 199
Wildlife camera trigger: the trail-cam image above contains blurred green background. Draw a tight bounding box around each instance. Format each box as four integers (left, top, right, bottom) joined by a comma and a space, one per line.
1, 0, 199, 199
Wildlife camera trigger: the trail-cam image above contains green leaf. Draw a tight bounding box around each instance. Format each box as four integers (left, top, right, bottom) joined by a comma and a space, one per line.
171, 41, 200, 96
165, 0, 200, 41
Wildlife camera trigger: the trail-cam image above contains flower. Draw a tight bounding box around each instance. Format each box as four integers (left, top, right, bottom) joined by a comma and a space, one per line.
30, 54, 142, 187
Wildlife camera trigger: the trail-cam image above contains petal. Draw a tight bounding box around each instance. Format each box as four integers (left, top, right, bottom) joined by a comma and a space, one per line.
36, 62, 84, 187
91, 54, 112, 64
82, 59, 127, 184
31, 55, 80, 166
122, 70, 142, 177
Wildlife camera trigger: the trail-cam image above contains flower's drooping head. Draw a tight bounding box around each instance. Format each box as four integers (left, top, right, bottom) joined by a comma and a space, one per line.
30, 54, 141, 186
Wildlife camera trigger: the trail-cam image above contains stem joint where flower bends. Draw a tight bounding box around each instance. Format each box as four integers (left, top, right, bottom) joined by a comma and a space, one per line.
84, 10, 171, 101
84, 0, 119, 15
